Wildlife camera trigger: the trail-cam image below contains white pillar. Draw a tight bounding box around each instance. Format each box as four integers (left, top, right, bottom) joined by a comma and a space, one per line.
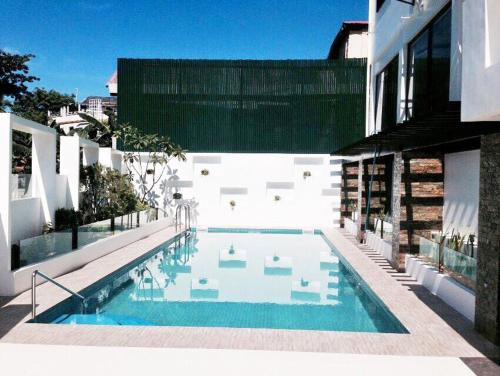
82, 146, 98, 166
60, 136, 81, 210
32, 131, 57, 225
0, 114, 13, 292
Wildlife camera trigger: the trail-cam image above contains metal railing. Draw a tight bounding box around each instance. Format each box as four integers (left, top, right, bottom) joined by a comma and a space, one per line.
31, 270, 86, 320
175, 203, 192, 232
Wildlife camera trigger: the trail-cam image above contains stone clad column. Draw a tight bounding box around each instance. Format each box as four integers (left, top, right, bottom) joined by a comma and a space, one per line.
475, 133, 500, 344
391, 152, 402, 270
356, 158, 363, 241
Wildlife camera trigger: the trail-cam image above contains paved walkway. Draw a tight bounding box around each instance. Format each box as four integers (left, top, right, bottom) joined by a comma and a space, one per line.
0, 343, 477, 376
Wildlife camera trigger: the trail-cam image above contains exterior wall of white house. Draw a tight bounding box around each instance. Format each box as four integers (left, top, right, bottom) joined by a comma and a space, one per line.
366, 0, 459, 135
368, 0, 500, 128
129, 153, 343, 229
346, 31, 369, 58
461, 0, 500, 122
59, 136, 100, 211
443, 149, 480, 236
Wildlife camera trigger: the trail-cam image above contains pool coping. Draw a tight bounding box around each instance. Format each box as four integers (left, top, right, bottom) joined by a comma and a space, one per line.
0, 226, 498, 358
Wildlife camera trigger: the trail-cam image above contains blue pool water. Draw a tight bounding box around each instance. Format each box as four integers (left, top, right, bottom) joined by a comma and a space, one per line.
35, 229, 407, 333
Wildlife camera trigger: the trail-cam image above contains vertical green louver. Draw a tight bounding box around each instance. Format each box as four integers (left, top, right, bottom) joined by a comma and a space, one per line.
118, 59, 366, 153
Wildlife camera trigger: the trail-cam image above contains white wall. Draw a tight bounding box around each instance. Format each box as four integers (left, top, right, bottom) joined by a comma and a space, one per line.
0, 114, 58, 291
60, 136, 100, 211
11, 198, 42, 244
443, 149, 480, 236
346, 31, 369, 59
55, 175, 68, 209
0, 115, 13, 289
129, 153, 342, 229
461, 0, 500, 121
98, 147, 123, 172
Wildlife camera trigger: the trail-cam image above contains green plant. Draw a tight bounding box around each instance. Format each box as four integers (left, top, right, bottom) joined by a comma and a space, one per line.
42, 222, 54, 234
378, 209, 386, 238
0, 50, 39, 110
448, 229, 467, 253
115, 123, 186, 205
55, 208, 81, 231
80, 163, 140, 223
76, 112, 117, 147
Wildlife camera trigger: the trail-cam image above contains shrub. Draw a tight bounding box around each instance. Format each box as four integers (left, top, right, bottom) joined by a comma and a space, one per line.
55, 208, 80, 231
80, 163, 141, 223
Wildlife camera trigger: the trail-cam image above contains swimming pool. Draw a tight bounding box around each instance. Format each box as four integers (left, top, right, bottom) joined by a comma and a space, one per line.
34, 228, 407, 333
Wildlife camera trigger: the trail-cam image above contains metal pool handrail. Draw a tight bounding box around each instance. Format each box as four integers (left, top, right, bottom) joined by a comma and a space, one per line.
31, 270, 85, 320
175, 203, 192, 232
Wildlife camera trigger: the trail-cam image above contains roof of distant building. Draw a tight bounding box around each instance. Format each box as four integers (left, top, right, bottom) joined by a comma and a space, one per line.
80, 96, 117, 106
327, 21, 368, 60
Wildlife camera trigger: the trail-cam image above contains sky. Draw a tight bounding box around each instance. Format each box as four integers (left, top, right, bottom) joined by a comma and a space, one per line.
1, 0, 368, 100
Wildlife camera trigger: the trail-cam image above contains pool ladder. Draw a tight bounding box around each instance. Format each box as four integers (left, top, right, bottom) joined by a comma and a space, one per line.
175, 203, 192, 233
31, 270, 86, 321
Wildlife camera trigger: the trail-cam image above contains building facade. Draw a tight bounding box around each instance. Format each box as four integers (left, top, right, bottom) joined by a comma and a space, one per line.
327, 21, 369, 60
335, 0, 500, 344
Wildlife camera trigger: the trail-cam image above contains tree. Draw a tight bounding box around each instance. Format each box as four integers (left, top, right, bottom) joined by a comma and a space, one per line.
79, 163, 141, 223
0, 50, 39, 111
10, 87, 75, 125
76, 112, 117, 147
115, 124, 186, 206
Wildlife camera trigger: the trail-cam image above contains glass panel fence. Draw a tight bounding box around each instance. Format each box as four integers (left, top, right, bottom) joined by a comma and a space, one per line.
416, 235, 477, 285
443, 246, 476, 282
418, 236, 440, 264
14, 208, 169, 270
374, 219, 392, 241
19, 231, 72, 267
77, 218, 114, 248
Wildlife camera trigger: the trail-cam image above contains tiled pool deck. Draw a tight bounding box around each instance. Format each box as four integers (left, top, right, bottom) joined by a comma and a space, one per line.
0, 226, 499, 360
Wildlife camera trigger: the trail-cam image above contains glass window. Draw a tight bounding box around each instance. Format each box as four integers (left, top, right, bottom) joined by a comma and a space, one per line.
375, 56, 399, 131
376, 0, 387, 12
406, 6, 451, 119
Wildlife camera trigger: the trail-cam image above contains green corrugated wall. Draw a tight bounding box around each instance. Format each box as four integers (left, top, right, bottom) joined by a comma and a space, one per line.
118, 59, 366, 153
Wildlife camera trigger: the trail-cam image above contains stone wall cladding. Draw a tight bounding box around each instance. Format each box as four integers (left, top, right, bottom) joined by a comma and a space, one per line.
400, 154, 444, 259
475, 133, 500, 344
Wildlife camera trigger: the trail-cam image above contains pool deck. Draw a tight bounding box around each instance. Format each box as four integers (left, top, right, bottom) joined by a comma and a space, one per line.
0, 226, 499, 362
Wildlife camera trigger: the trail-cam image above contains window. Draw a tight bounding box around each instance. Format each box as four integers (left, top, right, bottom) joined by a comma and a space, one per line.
406, 5, 451, 119
375, 56, 399, 131
376, 0, 387, 12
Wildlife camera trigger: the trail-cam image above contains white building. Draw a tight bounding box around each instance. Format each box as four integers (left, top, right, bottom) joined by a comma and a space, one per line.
327, 21, 369, 59
335, 0, 500, 343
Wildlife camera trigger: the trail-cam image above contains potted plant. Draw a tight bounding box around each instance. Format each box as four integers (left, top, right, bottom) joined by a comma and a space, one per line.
379, 209, 386, 238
